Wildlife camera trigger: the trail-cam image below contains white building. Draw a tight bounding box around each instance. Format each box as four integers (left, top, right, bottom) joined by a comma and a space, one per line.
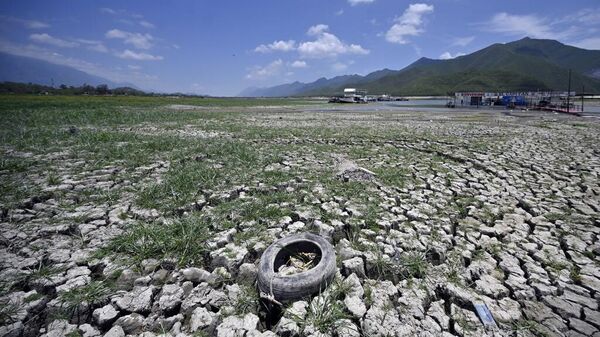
343, 88, 368, 103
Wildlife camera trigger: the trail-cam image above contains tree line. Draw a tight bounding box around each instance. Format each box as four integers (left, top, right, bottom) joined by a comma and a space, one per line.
0, 82, 146, 96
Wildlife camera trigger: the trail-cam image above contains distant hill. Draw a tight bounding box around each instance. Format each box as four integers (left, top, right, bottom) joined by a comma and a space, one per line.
240, 38, 600, 96
0, 52, 132, 88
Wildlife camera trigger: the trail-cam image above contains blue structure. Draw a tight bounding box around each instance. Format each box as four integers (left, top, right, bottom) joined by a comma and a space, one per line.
501, 95, 526, 106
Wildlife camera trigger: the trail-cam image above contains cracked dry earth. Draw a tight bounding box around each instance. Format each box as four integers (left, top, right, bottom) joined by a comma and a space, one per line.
1, 101, 599, 337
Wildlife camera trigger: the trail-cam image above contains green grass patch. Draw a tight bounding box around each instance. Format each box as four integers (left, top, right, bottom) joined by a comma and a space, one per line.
99, 214, 211, 268
58, 280, 113, 322
373, 166, 411, 189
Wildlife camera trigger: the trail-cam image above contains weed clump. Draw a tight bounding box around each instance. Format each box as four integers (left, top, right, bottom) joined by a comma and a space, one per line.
400, 251, 429, 279
100, 214, 210, 268
294, 290, 350, 334
0, 298, 21, 325
233, 286, 260, 315
58, 280, 112, 323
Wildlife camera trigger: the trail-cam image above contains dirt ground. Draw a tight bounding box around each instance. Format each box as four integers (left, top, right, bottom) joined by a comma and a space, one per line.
1, 96, 599, 337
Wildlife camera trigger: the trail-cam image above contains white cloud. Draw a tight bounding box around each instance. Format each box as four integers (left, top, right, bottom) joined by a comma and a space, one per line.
246, 59, 284, 80
572, 38, 600, 50
484, 13, 579, 40
88, 44, 109, 53
252, 24, 369, 60
307, 24, 330, 36
557, 8, 600, 26
100, 7, 117, 14
24, 20, 49, 29
439, 51, 465, 60
116, 49, 163, 61
298, 26, 369, 58
117, 19, 135, 26
128, 64, 142, 70
75, 39, 108, 53
0, 39, 158, 86
254, 40, 296, 53
139, 20, 155, 29
290, 60, 307, 68
385, 3, 434, 44
75, 38, 98, 44
105, 29, 154, 49
486, 13, 555, 39
413, 45, 422, 56
451, 36, 474, 47
0, 15, 50, 29
348, 0, 375, 6
335, 9, 344, 16
482, 8, 600, 43
30, 33, 78, 48
332, 62, 348, 71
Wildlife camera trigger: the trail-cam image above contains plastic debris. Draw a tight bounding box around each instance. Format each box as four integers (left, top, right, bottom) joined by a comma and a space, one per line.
473, 302, 497, 330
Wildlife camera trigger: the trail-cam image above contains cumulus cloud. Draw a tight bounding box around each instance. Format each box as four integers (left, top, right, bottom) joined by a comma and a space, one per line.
246, 59, 284, 80
105, 29, 154, 49
298, 25, 369, 58
254, 40, 296, 53
439, 51, 465, 60
30, 33, 78, 48
290, 60, 307, 68
116, 49, 163, 61
252, 24, 369, 60
385, 3, 434, 44
348, 0, 375, 6
307, 24, 330, 36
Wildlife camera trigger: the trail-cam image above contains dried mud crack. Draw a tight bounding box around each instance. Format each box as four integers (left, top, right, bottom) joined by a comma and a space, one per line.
0, 100, 599, 337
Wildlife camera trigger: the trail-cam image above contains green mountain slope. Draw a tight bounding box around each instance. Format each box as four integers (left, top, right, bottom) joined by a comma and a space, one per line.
242, 38, 600, 96
506, 38, 600, 78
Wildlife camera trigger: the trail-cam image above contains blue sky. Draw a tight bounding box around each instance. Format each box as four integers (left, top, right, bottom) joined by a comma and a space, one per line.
1, 0, 599, 95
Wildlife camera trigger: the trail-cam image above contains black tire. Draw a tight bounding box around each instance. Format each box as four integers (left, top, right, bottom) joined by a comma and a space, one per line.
258, 233, 336, 302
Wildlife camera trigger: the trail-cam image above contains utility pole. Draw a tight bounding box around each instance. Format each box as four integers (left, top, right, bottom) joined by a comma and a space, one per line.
582, 85, 585, 112
567, 69, 571, 113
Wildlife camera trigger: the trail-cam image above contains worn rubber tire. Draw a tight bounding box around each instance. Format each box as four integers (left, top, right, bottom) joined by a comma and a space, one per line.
258, 233, 336, 302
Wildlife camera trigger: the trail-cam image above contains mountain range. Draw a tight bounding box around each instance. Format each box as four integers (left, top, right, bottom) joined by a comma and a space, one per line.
239, 38, 600, 97
0, 52, 131, 88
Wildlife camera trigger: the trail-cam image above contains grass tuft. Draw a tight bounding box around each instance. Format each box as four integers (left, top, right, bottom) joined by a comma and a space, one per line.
400, 251, 429, 279
100, 214, 210, 268
47, 172, 61, 186
58, 280, 112, 322
0, 298, 21, 325
294, 290, 349, 334
233, 285, 260, 315
511, 319, 551, 337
